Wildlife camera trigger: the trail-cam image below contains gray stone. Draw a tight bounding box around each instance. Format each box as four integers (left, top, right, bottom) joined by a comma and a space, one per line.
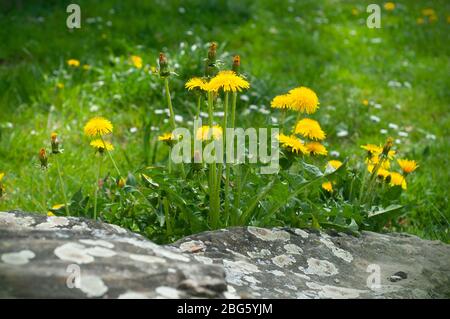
1, 211, 449, 298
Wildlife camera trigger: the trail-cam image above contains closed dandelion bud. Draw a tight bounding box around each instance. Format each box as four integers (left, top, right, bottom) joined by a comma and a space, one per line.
232, 55, 240, 74
117, 177, 126, 188
39, 148, 48, 169
50, 132, 60, 154
382, 137, 394, 157
158, 52, 170, 77
208, 42, 217, 62
205, 42, 219, 77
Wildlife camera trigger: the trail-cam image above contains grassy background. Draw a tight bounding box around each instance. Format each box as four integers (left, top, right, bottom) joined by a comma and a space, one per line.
0, 0, 448, 242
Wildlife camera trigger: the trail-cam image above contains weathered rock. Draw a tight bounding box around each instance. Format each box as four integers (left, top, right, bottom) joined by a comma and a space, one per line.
1, 211, 449, 298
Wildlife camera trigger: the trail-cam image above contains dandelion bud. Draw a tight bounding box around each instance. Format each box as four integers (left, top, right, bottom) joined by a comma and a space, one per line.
382, 137, 394, 157
158, 52, 170, 77
50, 132, 60, 154
117, 177, 126, 188
232, 55, 240, 74
39, 148, 48, 169
205, 42, 219, 77
208, 42, 217, 61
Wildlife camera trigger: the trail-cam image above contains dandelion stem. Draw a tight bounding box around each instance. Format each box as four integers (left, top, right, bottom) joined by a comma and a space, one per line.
42, 169, 47, 213
55, 156, 70, 216
164, 77, 185, 177
100, 136, 122, 177
196, 95, 203, 121
93, 154, 103, 220
223, 92, 230, 224
207, 91, 219, 228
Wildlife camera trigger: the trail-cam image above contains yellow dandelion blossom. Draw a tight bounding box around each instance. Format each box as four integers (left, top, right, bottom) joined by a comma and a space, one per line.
277, 133, 308, 155
158, 132, 175, 142
0, 172, 4, 181
384, 2, 395, 11
206, 70, 250, 92
367, 164, 390, 179
84, 117, 113, 137
322, 181, 333, 193
305, 142, 327, 156
131, 55, 143, 69
361, 144, 382, 155
196, 125, 223, 141
327, 160, 342, 170
51, 204, 65, 210
294, 118, 326, 141
389, 172, 407, 189
366, 156, 391, 170
67, 59, 80, 67
362, 99, 369, 106
56, 82, 64, 89
397, 159, 418, 174
90, 139, 114, 151
422, 9, 436, 17
351, 8, 359, 16
47, 212, 55, 216
185, 77, 208, 91
287, 86, 319, 114
270, 94, 291, 109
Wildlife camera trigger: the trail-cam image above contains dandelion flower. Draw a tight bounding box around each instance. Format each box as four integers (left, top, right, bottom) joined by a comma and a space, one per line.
270, 94, 291, 109
305, 142, 327, 156
67, 59, 80, 67
206, 70, 250, 92
83, 64, 91, 70
0, 172, 4, 181
361, 143, 395, 159
56, 82, 64, 89
287, 86, 319, 114
389, 172, 407, 189
422, 9, 436, 17
294, 118, 326, 140
277, 133, 308, 155
185, 77, 208, 91
52, 204, 65, 210
362, 99, 369, 106
366, 156, 391, 170
327, 160, 342, 170
322, 181, 333, 193
196, 125, 223, 141
90, 139, 114, 152
158, 132, 178, 146
47, 212, 55, 217
384, 2, 395, 11
131, 55, 143, 69
39, 148, 48, 169
397, 159, 418, 174
367, 164, 390, 179
84, 117, 113, 137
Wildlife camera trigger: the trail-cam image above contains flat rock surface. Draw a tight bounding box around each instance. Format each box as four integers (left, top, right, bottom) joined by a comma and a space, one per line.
1, 211, 449, 298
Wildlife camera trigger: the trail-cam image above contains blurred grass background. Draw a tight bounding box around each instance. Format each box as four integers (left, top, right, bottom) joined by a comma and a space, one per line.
0, 0, 448, 242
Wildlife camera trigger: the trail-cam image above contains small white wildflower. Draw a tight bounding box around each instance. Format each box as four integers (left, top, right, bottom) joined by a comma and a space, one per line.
178, 7, 186, 14
374, 104, 382, 109
89, 104, 99, 112
174, 115, 184, 123
380, 129, 388, 134
330, 151, 340, 157
370, 115, 380, 123
426, 134, 436, 140
388, 123, 399, 130
129, 127, 138, 134
240, 95, 250, 102
398, 131, 408, 137
337, 130, 349, 137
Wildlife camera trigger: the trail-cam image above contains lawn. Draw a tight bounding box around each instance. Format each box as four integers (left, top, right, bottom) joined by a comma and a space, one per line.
0, 0, 448, 243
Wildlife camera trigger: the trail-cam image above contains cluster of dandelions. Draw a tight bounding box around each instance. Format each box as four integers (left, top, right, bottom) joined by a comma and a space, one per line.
83, 116, 122, 219
271, 86, 327, 157
361, 141, 418, 190
156, 43, 250, 228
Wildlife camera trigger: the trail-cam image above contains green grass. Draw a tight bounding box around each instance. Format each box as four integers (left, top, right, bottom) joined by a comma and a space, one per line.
0, 0, 448, 242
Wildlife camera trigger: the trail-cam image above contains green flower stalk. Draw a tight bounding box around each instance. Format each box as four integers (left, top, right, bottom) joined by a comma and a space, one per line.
50, 133, 71, 216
